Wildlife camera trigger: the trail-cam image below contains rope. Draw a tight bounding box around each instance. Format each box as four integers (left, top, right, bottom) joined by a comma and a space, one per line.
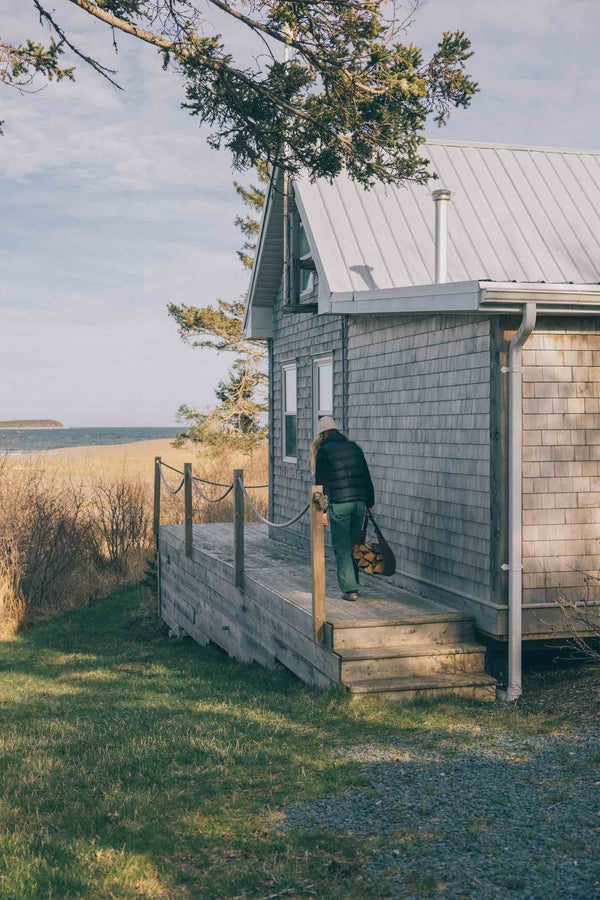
158, 460, 264, 503
158, 465, 185, 494
240, 481, 309, 529
191, 478, 233, 503
193, 475, 234, 488
160, 460, 184, 475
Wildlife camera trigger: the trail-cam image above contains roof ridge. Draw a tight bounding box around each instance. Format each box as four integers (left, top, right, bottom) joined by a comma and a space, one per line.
424, 137, 600, 156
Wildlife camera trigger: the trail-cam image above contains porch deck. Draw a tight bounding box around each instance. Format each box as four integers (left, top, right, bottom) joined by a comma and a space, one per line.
159, 523, 496, 700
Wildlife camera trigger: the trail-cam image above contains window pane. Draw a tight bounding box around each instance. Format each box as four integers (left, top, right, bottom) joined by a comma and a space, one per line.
299, 220, 311, 257
300, 267, 313, 294
318, 362, 333, 414
284, 366, 297, 413
285, 414, 297, 458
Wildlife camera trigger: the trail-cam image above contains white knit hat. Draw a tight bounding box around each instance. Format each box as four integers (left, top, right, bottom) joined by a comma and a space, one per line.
316, 416, 340, 435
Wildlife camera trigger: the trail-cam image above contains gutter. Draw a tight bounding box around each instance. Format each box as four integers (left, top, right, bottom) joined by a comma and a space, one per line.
330, 281, 600, 317
497, 302, 537, 702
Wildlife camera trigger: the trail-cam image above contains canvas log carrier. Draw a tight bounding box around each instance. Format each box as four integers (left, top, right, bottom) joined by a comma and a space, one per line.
352, 514, 396, 577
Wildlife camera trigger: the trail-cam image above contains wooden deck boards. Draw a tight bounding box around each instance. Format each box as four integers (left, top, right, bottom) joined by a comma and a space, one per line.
161, 523, 453, 625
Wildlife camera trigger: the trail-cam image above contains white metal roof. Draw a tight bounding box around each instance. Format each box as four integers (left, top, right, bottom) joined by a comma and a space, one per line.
295, 140, 600, 293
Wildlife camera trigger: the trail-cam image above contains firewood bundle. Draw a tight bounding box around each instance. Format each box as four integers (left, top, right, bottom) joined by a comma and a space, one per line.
352, 540, 385, 575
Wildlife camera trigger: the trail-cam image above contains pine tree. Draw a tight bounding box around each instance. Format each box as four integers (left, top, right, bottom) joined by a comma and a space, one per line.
9, 3, 477, 188
168, 166, 269, 451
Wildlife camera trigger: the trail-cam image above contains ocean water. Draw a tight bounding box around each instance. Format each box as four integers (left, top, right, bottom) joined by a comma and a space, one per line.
0, 427, 180, 454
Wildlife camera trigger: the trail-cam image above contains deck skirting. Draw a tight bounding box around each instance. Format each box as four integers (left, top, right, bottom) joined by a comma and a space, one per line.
158, 524, 496, 701
160, 527, 341, 686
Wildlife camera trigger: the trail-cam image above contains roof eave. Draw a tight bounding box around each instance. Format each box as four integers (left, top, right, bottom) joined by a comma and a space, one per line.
242, 168, 282, 340
330, 281, 600, 317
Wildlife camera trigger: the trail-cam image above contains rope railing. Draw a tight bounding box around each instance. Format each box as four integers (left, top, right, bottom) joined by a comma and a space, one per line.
191, 478, 233, 503
160, 460, 185, 475
155, 454, 328, 645
192, 474, 233, 488
158, 465, 185, 494
239, 479, 309, 529
157, 460, 266, 492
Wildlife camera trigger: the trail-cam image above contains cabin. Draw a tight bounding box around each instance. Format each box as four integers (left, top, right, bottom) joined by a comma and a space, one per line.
159, 139, 600, 702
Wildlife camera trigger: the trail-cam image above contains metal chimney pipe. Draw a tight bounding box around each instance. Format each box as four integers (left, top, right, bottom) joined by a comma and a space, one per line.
432, 189, 452, 283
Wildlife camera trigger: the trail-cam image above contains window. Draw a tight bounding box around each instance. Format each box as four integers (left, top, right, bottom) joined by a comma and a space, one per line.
298, 219, 315, 296
288, 198, 318, 304
313, 357, 333, 435
282, 364, 297, 461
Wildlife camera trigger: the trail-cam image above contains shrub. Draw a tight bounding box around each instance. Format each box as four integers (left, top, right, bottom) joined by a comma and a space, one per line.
0, 459, 153, 627
89, 476, 151, 573
0, 442, 268, 630
0, 536, 25, 635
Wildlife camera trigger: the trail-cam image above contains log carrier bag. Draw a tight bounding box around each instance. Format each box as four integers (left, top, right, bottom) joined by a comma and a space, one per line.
352, 513, 396, 577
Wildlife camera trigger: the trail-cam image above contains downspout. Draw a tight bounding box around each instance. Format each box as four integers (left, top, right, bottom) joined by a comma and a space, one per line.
498, 302, 537, 702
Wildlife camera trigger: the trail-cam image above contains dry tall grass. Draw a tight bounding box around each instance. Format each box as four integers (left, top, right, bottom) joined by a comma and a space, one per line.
0, 442, 268, 632
158, 446, 269, 526
0, 457, 152, 631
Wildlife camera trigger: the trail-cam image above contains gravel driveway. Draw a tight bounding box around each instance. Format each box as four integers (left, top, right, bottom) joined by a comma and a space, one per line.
278, 727, 600, 899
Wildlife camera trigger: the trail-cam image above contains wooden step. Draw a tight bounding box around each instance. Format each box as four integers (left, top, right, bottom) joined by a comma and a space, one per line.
331, 613, 475, 651
339, 643, 487, 682
349, 672, 497, 703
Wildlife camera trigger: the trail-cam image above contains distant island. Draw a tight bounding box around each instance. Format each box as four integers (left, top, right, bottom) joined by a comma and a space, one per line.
0, 419, 64, 429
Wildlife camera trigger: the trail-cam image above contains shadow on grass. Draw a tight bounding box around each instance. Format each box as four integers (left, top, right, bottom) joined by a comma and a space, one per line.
0, 585, 574, 899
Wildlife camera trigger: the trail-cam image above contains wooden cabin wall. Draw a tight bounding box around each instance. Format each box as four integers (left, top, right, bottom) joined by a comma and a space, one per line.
269, 286, 345, 549
520, 317, 600, 619
346, 313, 499, 633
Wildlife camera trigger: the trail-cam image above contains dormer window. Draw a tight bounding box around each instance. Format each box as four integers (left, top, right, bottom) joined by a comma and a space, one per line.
298, 219, 315, 297
288, 194, 317, 306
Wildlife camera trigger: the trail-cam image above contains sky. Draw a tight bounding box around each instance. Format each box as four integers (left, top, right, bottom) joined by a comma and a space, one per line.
1, 0, 599, 426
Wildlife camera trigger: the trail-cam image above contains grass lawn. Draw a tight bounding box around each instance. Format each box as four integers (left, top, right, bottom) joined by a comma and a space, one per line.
0, 586, 585, 899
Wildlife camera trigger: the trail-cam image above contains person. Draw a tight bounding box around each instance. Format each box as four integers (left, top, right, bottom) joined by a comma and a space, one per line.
311, 417, 375, 601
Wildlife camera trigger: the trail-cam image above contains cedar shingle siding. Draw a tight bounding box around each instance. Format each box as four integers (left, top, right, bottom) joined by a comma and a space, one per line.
270, 294, 495, 611
270, 288, 344, 547
347, 314, 492, 606
522, 319, 600, 606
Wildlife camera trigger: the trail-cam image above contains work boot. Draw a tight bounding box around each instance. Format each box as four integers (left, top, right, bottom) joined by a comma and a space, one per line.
341, 591, 359, 601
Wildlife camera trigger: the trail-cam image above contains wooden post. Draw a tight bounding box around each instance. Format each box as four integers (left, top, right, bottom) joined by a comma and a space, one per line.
153, 456, 161, 546
233, 469, 245, 588
184, 462, 193, 559
311, 485, 326, 643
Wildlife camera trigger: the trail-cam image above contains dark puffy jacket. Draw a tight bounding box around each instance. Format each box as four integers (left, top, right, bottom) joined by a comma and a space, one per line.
315, 432, 375, 507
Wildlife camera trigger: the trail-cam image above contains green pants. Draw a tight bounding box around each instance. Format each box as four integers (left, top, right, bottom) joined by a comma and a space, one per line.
329, 500, 366, 594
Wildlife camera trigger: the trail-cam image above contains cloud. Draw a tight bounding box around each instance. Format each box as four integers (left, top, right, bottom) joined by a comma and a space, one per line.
1, 0, 599, 425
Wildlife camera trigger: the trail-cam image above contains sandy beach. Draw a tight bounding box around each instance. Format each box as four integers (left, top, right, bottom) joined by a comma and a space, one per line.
9, 437, 268, 489
10, 439, 194, 483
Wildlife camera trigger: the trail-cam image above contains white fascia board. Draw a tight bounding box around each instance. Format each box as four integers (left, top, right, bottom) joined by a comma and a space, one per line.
242, 304, 273, 340
330, 281, 482, 315
330, 280, 600, 317
242, 170, 279, 335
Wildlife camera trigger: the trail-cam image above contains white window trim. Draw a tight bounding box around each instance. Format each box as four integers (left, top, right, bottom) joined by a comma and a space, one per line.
282, 362, 298, 463
313, 355, 334, 436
